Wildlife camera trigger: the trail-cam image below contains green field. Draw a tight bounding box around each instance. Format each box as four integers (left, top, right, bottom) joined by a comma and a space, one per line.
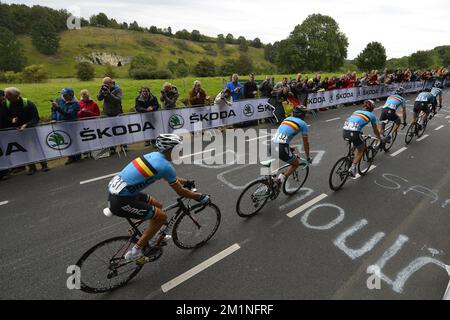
18, 27, 274, 79
0, 73, 344, 121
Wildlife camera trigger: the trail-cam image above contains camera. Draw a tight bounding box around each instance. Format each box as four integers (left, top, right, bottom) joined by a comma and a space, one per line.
101, 85, 110, 94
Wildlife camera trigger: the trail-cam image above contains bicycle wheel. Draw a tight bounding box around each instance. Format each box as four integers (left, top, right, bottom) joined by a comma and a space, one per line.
405, 123, 415, 145
282, 163, 309, 195
76, 236, 143, 294
236, 179, 271, 218
383, 123, 397, 152
329, 157, 352, 191
172, 202, 221, 250
358, 146, 373, 176
417, 118, 427, 137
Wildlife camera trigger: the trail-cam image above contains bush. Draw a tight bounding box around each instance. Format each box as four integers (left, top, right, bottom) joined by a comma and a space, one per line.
129, 54, 158, 71
22, 65, 49, 83
194, 59, 216, 77
0, 71, 23, 83
76, 62, 95, 81
130, 69, 172, 80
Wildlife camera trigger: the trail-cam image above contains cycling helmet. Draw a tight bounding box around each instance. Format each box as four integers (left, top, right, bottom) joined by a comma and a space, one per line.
292, 105, 307, 120
363, 100, 375, 112
155, 134, 182, 151
394, 87, 404, 96
434, 81, 443, 89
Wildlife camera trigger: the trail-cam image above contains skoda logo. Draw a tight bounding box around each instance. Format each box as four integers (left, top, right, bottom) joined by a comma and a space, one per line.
243, 104, 254, 117
169, 114, 185, 129
46, 130, 71, 150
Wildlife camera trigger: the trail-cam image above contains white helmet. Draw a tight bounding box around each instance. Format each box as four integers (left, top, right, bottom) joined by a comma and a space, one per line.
155, 134, 182, 151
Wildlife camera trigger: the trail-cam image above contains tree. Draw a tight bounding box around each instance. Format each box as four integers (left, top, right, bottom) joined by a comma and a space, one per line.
235, 54, 254, 75
104, 64, 116, 78
435, 46, 450, 67
194, 58, 216, 77
409, 51, 434, 69
191, 30, 201, 42
264, 43, 277, 63
175, 29, 191, 40
129, 21, 143, 31
0, 27, 26, 72
275, 39, 305, 73
149, 26, 158, 33
238, 36, 248, 52
217, 34, 225, 49
167, 26, 172, 36
129, 54, 158, 77
219, 59, 237, 76
90, 13, 110, 27
285, 14, 348, 71
225, 33, 234, 44
252, 38, 262, 48
31, 20, 60, 55
355, 42, 387, 71
76, 62, 95, 81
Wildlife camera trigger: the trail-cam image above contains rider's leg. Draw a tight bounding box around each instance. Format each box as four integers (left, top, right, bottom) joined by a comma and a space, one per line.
148, 196, 162, 209
136, 207, 167, 248
353, 144, 365, 165
281, 158, 300, 180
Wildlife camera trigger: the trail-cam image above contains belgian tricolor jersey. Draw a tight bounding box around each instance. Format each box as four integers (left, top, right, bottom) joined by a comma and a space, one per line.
273, 116, 309, 144
383, 94, 406, 110
343, 110, 378, 132
109, 152, 177, 196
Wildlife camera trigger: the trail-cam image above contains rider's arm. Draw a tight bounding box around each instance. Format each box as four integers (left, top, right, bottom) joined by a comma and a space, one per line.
170, 179, 202, 200
372, 124, 382, 140
302, 136, 310, 159
439, 95, 442, 107
401, 105, 407, 123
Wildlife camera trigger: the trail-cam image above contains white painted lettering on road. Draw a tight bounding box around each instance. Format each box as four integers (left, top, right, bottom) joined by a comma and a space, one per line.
301, 203, 345, 230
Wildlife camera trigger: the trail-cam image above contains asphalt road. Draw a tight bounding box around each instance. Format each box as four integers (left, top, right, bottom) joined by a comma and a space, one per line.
1, 90, 449, 300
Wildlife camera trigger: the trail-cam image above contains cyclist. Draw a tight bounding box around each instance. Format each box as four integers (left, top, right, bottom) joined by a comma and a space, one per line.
107, 134, 210, 261
430, 81, 444, 113
343, 100, 383, 177
272, 105, 312, 187
413, 89, 434, 128
379, 87, 407, 142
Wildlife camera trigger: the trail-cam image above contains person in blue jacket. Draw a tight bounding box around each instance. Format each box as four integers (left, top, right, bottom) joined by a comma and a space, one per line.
226, 74, 243, 102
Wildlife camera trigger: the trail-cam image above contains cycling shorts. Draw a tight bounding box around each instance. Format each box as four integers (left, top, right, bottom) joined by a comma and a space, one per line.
343, 130, 364, 149
274, 143, 296, 164
413, 102, 429, 115
380, 108, 401, 125
108, 193, 155, 221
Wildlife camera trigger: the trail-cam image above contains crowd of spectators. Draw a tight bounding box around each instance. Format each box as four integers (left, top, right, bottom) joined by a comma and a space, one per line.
0, 68, 448, 180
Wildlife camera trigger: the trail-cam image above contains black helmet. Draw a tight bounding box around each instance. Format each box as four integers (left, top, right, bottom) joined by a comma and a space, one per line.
394, 87, 404, 96
293, 105, 307, 119
434, 81, 443, 89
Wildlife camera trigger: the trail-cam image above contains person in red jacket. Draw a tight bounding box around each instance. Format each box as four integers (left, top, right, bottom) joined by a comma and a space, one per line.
78, 89, 100, 119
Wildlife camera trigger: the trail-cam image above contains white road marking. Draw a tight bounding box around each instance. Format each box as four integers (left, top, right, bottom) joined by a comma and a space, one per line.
80, 172, 119, 185
352, 165, 377, 180
279, 188, 314, 210
391, 147, 408, 157
287, 194, 328, 218
0, 201, 9, 206
180, 148, 215, 159
445, 116, 450, 119
247, 135, 271, 142
435, 125, 444, 131
417, 134, 429, 142
161, 244, 240, 293
326, 117, 341, 122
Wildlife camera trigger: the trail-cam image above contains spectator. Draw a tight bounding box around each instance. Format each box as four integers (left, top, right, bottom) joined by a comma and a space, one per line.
0, 90, 10, 180
214, 88, 233, 107
135, 86, 159, 147
226, 74, 243, 101
77, 90, 100, 119
359, 73, 368, 87
51, 88, 81, 165
160, 82, 179, 109
320, 77, 329, 91
327, 77, 337, 91
313, 73, 321, 87
270, 77, 290, 123
368, 70, 379, 86
349, 72, 357, 87
98, 77, 123, 117
243, 73, 258, 99
259, 76, 274, 98
296, 73, 303, 83
188, 81, 208, 106
288, 79, 302, 106
5, 87, 49, 175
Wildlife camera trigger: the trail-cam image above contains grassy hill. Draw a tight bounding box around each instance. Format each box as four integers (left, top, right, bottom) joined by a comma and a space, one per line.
19, 27, 275, 78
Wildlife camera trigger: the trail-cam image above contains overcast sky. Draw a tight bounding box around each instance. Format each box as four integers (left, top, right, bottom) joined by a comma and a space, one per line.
5, 0, 450, 59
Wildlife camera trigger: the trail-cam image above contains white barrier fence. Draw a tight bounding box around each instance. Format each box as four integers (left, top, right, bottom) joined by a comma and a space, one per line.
0, 81, 433, 169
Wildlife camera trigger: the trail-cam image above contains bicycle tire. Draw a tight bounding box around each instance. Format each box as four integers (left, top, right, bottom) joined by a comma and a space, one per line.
417, 119, 427, 137
282, 163, 309, 195
236, 179, 271, 218
172, 202, 221, 250
383, 122, 397, 152
358, 146, 373, 176
76, 236, 143, 294
405, 123, 415, 145
329, 156, 352, 191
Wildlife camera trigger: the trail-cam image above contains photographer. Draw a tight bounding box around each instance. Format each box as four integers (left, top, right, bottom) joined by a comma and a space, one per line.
98, 77, 123, 117
243, 73, 258, 99
135, 86, 159, 147
226, 74, 243, 101
214, 88, 233, 107
160, 82, 179, 109
188, 81, 208, 106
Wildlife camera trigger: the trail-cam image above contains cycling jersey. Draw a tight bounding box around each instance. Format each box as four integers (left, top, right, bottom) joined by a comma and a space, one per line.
415, 92, 434, 103
431, 87, 442, 98
383, 95, 406, 110
108, 152, 177, 196
273, 116, 308, 144
343, 110, 378, 132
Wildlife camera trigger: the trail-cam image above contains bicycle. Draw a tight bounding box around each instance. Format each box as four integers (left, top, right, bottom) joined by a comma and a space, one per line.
405, 104, 431, 145
76, 182, 221, 294
329, 134, 380, 191
236, 147, 310, 218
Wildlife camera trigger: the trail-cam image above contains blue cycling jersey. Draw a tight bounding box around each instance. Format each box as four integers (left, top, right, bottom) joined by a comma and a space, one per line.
383, 95, 406, 110
108, 152, 177, 196
343, 110, 378, 132
273, 116, 308, 144
431, 87, 442, 98
415, 92, 434, 103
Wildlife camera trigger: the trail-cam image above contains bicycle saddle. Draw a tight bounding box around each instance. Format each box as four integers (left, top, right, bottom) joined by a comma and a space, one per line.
103, 208, 113, 218
260, 159, 276, 167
